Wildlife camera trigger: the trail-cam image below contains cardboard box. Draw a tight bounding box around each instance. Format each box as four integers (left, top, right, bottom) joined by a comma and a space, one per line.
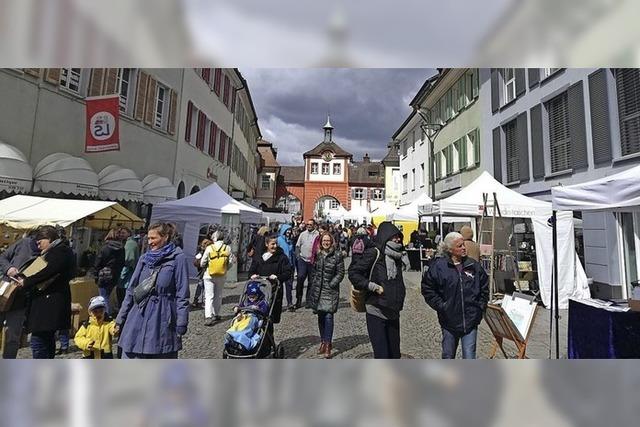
0, 280, 18, 312
629, 299, 640, 312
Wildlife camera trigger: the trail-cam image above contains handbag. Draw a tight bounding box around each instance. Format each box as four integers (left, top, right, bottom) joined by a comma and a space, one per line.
350, 248, 380, 313
133, 268, 160, 304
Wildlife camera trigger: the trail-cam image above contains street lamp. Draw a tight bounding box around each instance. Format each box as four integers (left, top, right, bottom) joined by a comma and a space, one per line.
414, 107, 442, 232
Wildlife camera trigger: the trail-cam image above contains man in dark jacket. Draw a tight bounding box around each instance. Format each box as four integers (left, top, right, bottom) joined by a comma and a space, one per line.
421, 231, 489, 359
0, 231, 40, 358
94, 229, 125, 316
348, 221, 407, 359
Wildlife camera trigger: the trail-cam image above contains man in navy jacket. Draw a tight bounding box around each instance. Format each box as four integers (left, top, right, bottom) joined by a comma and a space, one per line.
421, 231, 489, 359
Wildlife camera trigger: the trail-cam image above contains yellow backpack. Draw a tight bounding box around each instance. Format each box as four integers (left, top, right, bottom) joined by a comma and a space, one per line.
207, 244, 229, 276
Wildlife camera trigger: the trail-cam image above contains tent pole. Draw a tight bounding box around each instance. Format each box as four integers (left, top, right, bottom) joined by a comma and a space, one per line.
552, 210, 560, 359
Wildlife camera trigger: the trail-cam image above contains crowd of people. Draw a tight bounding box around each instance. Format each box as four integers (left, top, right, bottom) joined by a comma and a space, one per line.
0, 214, 489, 359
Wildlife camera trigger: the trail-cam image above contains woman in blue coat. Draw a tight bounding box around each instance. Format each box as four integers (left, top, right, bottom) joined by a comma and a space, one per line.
277, 224, 296, 311
115, 222, 190, 359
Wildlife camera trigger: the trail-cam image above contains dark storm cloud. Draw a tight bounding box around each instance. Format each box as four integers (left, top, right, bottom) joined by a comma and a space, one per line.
242, 68, 434, 165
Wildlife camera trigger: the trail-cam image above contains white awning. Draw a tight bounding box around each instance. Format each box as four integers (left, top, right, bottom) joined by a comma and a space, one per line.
142, 174, 177, 204
98, 165, 143, 202
0, 195, 144, 229
0, 141, 32, 194
33, 153, 99, 197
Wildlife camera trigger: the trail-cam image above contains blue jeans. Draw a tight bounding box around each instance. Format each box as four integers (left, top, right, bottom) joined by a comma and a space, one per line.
31, 331, 56, 359
284, 279, 294, 306
366, 313, 401, 359
121, 351, 178, 359
57, 329, 70, 350
98, 284, 115, 315
295, 259, 312, 305
442, 328, 478, 359
317, 312, 334, 343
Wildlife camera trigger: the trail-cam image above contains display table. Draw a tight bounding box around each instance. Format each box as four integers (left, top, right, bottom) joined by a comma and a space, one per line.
69, 277, 100, 324
568, 299, 640, 359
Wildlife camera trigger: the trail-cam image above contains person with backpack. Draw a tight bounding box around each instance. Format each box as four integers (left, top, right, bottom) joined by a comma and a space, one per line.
348, 221, 407, 359
276, 224, 296, 312
350, 227, 370, 260
93, 229, 125, 316
200, 231, 231, 326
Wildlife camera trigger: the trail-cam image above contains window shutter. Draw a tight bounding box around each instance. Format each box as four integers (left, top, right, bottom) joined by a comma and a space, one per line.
493, 127, 502, 182
568, 81, 588, 170
219, 132, 226, 162
505, 121, 519, 183
144, 78, 157, 126
103, 68, 119, 94
616, 69, 640, 156
44, 68, 61, 84
213, 69, 222, 96
528, 69, 540, 88
209, 122, 217, 156
517, 112, 529, 182
473, 128, 480, 165
88, 68, 105, 96
588, 69, 612, 165
548, 92, 571, 173
168, 90, 178, 135
196, 111, 205, 150
231, 87, 237, 113
227, 137, 233, 165
530, 104, 545, 179
515, 69, 526, 97
223, 75, 230, 107
23, 68, 41, 78
491, 68, 499, 113
134, 72, 149, 121
185, 101, 193, 143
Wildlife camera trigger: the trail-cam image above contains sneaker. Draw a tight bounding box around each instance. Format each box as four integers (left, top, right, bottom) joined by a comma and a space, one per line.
287, 305, 296, 312
204, 318, 214, 326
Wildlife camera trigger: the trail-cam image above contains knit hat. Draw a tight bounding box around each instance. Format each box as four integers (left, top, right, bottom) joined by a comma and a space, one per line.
246, 282, 264, 298
356, 227, 368, 236
88, 296, 107, 312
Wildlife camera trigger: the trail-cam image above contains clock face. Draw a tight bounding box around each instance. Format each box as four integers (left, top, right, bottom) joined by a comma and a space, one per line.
322, 151, 334, 162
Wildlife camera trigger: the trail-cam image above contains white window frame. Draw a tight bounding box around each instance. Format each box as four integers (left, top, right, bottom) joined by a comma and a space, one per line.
117, 68, 137, 116
402, 174, 408, 194
330, 200, 339, 210
354, 188, 365, 200
372, 189, 384, 201
541, 68, 560, 80
333, 163, 341, 175
412, 168, 416, 191
154, 83, 169, 130
502, 68, 516, 105
311, 162, 319, 174
392, 169, 400, 192
420, 163, 425, 187
60, 68, 83, 94
322, 163, 330, 175
261, 174, 270, 190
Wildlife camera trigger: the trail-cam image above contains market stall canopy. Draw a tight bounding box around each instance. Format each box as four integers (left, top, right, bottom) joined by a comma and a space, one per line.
98, 165, 144, 202
151, 183, 261, 224
0, 195, 144, 229
0, 141, 32, 194
262, 211, 294, 224
419, 171, 551, 218
33, 153, 99, 197
325, 205, 349, 222
142, 174, 177, 204
552, 164, 640, 212
344, 204, 372, 221
390, 193, 432, 221
371, 202, 399, 217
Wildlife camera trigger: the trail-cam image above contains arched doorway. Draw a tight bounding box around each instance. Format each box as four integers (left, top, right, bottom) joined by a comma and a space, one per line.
314, 195, 341, 221
190, 185, 200, 195
276, 195, 302, 214
177, 181, 185, 199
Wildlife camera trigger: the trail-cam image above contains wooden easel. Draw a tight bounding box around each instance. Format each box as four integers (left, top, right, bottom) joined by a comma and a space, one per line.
478, 192, 502, 300
484, 303, 538, 359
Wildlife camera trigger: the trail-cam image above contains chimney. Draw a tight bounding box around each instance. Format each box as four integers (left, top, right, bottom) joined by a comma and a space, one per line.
363, 153, 370, 163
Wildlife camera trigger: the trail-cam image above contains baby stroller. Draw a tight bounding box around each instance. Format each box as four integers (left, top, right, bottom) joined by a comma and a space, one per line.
222, 277, 285, 359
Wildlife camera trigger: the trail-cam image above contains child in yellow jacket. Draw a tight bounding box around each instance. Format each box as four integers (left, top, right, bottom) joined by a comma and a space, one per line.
74, 296, 117, 359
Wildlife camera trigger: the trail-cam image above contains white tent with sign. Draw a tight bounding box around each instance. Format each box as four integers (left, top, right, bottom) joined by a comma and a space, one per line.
389, 193, 432, 221
344, 204, 372, 223
151, 183, 263, 280
419, 171, 590, 309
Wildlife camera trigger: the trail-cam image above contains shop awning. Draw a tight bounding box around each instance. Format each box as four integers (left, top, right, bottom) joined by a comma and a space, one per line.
33, 153, 99, 197
0, 195, 144, 229
0, 141, 32, 194
142, 174, 177, 204
98, 165, 143, 202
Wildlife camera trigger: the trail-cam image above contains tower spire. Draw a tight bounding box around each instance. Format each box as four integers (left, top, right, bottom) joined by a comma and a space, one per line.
323, 114, 334, 142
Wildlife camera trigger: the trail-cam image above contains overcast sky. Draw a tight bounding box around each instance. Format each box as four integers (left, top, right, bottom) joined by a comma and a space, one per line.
241, 68, 435, 166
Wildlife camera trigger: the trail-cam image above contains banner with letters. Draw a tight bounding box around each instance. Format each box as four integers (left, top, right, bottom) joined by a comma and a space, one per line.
85, 95, 120, 152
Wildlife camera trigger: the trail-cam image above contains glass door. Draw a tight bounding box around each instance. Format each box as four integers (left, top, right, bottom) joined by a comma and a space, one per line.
620, 212, 640, 298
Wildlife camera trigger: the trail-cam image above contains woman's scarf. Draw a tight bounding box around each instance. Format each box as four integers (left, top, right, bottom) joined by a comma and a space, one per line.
262, 251, 274, 262
384, 241, 404, 280
143, 242, 176, 267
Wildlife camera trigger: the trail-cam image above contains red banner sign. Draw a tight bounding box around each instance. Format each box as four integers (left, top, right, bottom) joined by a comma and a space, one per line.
85, 95, 120, 152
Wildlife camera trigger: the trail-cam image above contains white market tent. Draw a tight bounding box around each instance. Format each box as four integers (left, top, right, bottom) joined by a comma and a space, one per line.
151, 183, 263, 278
389, 193, 432, 221
371, 202, 398, 218
552, 164, 640, 212
420, 171, 590, 309
0, 194, 144, 229
344, 204, 372, 223
262, 211, 293, 225
326, 205, 349, 223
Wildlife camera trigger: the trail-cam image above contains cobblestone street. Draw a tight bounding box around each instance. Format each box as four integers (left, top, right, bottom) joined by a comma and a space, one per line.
18, 260, 567, 359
